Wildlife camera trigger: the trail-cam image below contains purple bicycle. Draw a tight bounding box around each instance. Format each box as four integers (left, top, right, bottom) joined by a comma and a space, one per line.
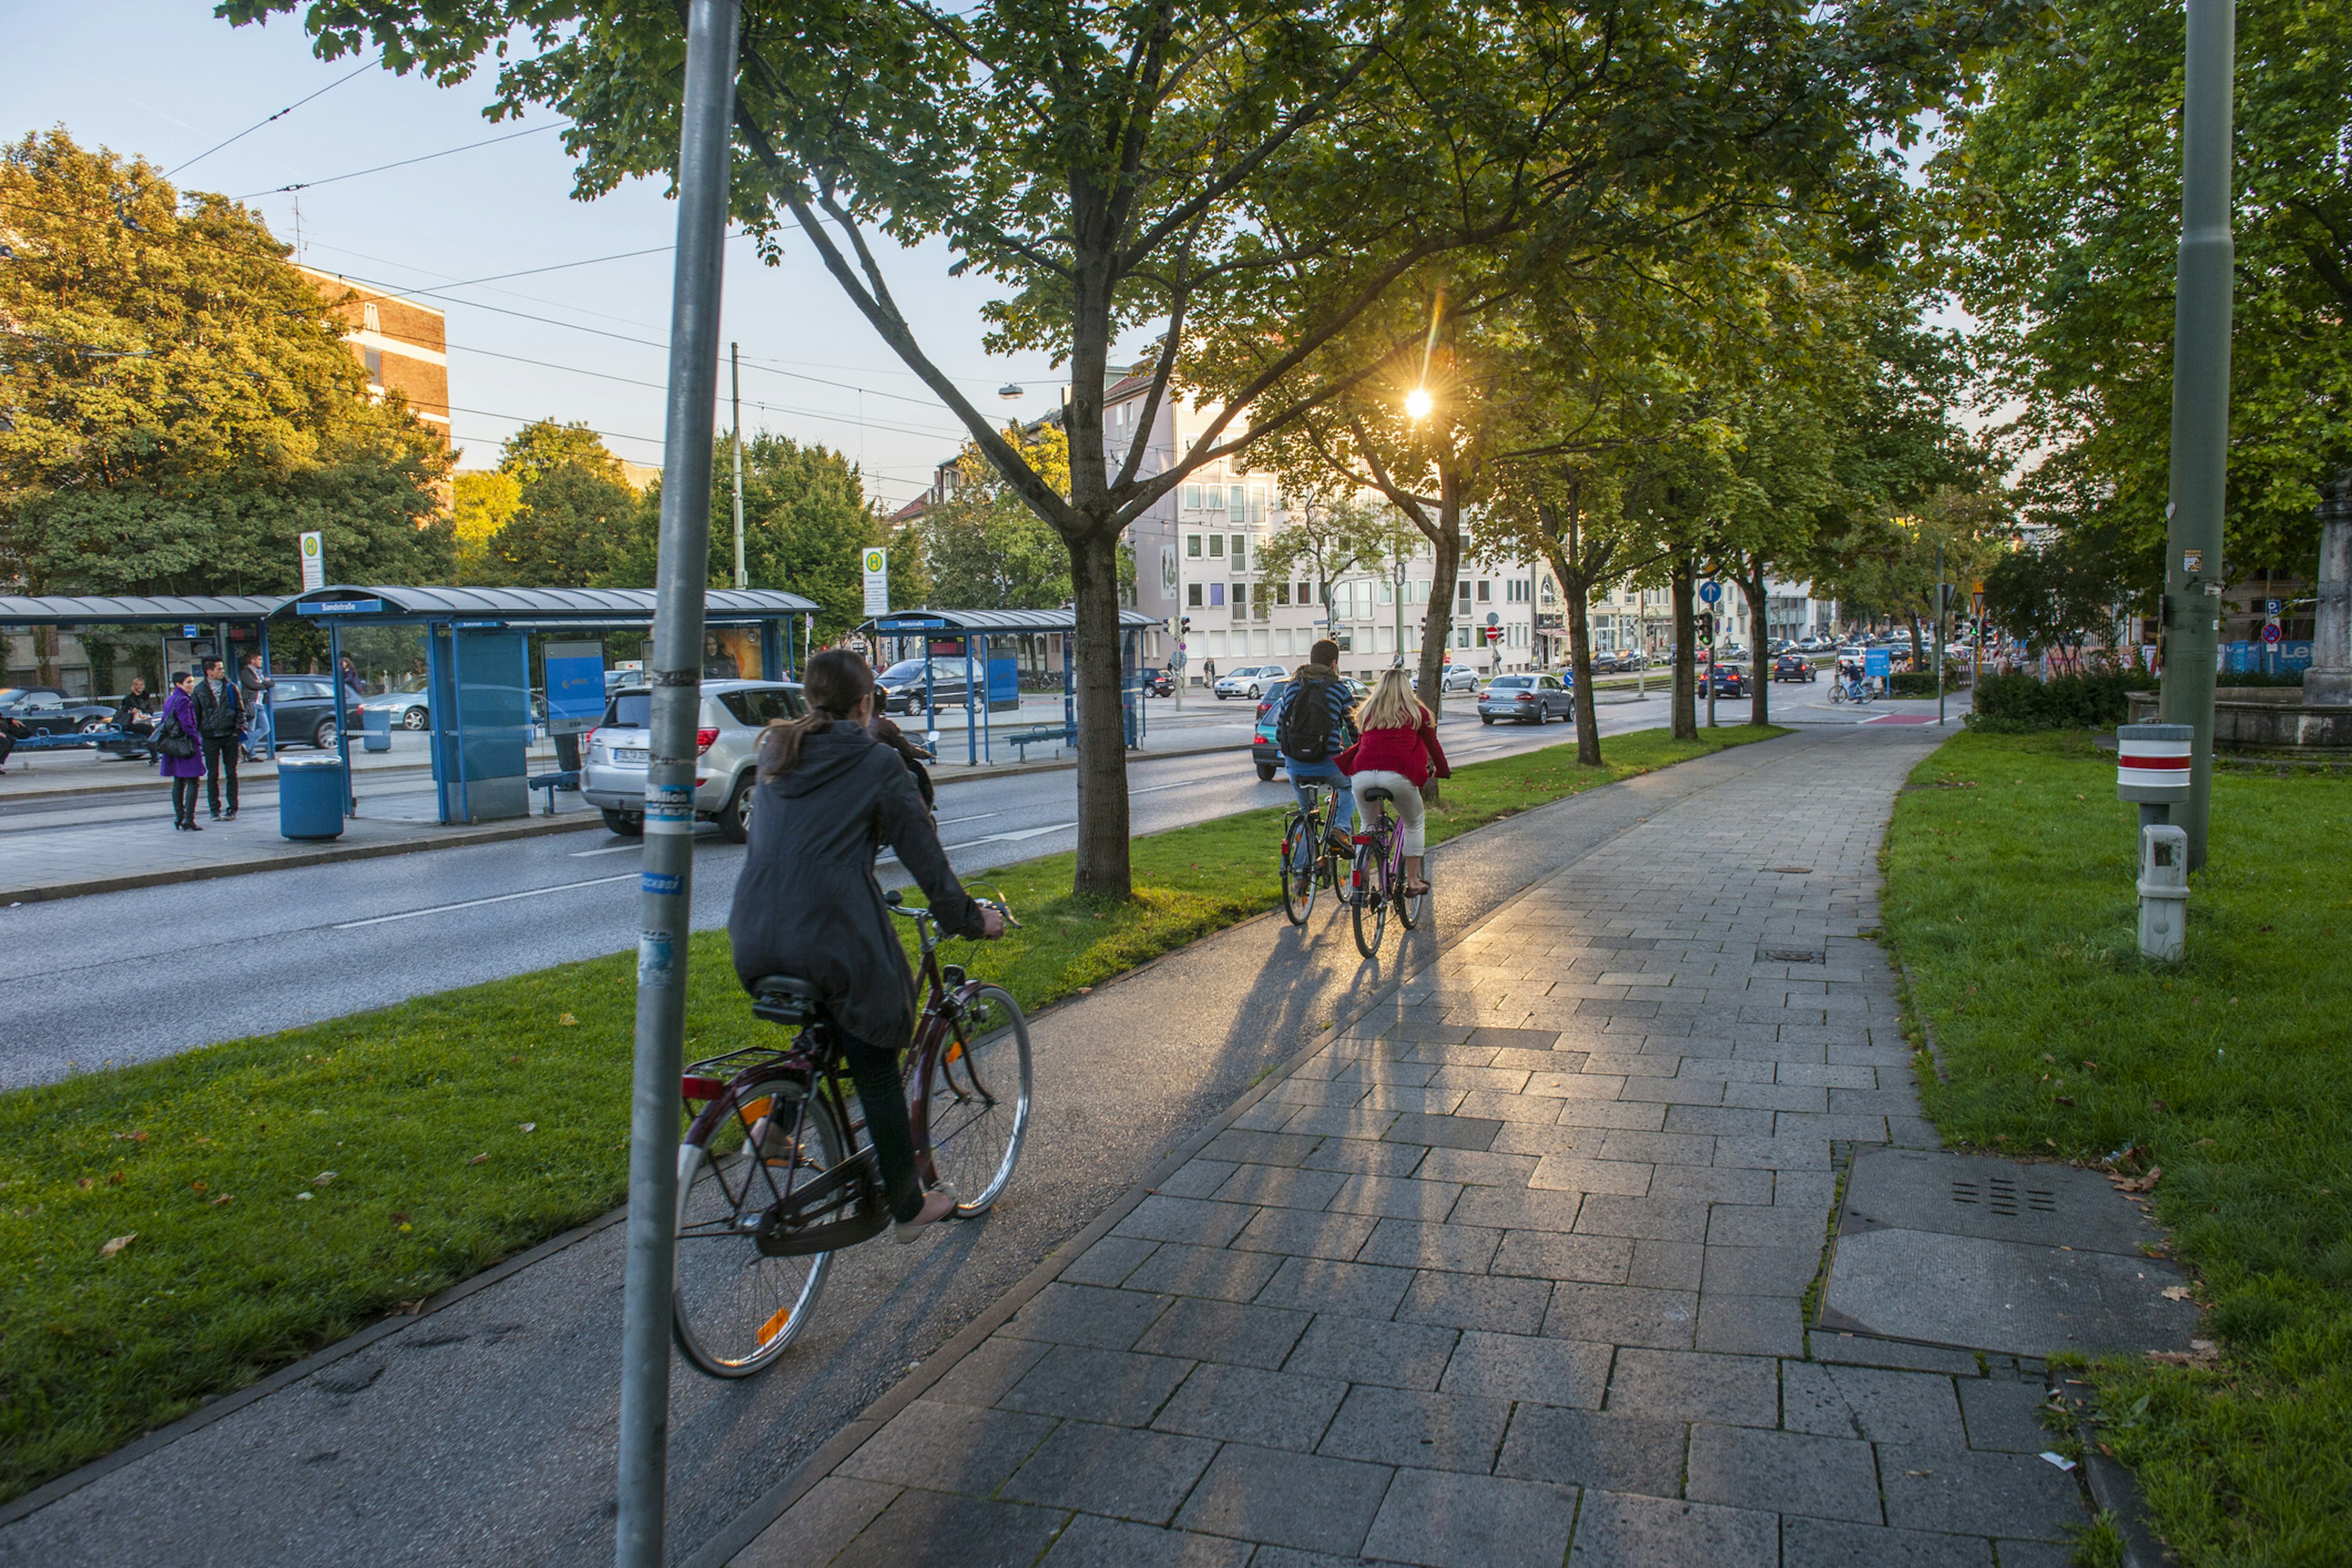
1344, 783, 1428, 957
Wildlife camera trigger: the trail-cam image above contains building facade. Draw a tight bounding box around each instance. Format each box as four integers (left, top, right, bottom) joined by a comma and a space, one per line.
297, 266, 451, 446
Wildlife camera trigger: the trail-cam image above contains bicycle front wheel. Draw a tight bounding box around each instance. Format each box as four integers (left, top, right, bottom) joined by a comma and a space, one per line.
1280, 814, 1317, 926
1352, 842, 1389, 959
923, 984, 1033, 1213
1396, 858, 1428, 931
673, 1077, 840, 1378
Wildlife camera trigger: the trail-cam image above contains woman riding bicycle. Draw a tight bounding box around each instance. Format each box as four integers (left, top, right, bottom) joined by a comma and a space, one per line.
726, 649, 1004, 1242
1337, 667, 1450, 898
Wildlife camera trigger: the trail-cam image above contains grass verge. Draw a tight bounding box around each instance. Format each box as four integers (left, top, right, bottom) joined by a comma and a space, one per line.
0, 723, 1781, 1503
1880, 729, 2352, 1567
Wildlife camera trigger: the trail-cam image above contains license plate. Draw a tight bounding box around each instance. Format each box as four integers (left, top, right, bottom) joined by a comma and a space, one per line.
614, 748, 649, 764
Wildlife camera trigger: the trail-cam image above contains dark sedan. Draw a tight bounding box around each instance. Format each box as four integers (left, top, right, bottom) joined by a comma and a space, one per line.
0, 689, 116, 736
1773, 654, 1816, 683
874, 657, 974, 715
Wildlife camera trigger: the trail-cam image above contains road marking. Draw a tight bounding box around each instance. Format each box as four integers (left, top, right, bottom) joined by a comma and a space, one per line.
944, 821, 1075, 851
934, 812, 999, 826
570, 842, 643, 857
334, 872, 639, 929
1129, 775, 1224, 796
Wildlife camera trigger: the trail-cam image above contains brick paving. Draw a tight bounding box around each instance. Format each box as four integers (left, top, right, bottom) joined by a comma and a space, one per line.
742, 728, 2086, 1568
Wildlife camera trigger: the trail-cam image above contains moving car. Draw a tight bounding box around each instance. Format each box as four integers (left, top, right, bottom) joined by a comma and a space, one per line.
0, 689, 115, 737
1250, 678, 1291, 780
579, 679, 805, 843
1476, 673, 1574, 725
1144, 668, 1174, 697
258, 676, 359, 751
1213, 665, 1287, 701
874, 658, 972, 715
358, 677, 432, 731
1773, 654, 1817, 683
1698, 664, 1747, 697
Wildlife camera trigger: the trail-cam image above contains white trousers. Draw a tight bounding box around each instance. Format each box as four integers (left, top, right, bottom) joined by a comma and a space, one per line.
1351, 770, 1425, 856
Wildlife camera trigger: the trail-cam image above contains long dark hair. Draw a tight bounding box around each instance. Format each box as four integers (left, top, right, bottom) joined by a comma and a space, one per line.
761, 647, 875, 777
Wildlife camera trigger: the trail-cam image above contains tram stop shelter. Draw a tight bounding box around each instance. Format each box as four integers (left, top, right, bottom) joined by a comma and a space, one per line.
859, 606, 1159, 766
290, 585, 818, 824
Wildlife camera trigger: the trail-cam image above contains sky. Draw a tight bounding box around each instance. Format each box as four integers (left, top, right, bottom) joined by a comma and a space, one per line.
4, 1, 1082, 511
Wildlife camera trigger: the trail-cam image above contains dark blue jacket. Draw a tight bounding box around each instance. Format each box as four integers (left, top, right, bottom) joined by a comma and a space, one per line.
1273, 663, 1357, 763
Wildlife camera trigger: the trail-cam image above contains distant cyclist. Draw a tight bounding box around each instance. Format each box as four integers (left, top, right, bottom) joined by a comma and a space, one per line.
1337, 668, 1449, 898
1270, 638, 1359, 868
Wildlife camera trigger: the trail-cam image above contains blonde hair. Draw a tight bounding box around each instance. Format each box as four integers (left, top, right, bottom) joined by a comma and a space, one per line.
1355, 667, 1428, 731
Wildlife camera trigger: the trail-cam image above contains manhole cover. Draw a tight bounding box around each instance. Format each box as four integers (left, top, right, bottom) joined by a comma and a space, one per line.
1817, 1148, 2198, 1357
1758, 947, 1824, 963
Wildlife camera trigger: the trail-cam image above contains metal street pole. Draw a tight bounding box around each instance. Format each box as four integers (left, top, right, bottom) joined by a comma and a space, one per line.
2158, 0, 2236, 870
1936, 542, 1947, 726
614, 2, 737, 1564
731, 341, 748, 590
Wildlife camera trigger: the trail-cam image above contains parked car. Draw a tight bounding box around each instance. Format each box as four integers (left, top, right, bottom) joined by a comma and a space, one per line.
1476, 673, 1574, 725
254, 675, 358, 750
1144, 668, 1174, 697
579, 679, 805, 843
0, 688, 115, 737
1773, 654, 1817, 683
1214, 665, 1287, 701
358, 677, 433, 731
875, 657, 973, 715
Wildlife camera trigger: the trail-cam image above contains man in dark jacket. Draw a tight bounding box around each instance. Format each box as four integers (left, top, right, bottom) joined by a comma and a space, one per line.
1270, 638, 1359, 866
190, 657, 246, 819
728, 649, 1003, 1241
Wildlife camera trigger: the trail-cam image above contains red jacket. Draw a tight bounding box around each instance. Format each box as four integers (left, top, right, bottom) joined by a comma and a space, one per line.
1338, 716, 1450, 787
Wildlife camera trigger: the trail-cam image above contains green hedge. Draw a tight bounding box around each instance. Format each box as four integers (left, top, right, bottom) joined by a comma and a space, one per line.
1964, 670, 2143, 732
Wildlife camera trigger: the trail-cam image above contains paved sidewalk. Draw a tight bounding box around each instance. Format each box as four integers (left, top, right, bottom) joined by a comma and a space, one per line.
747, 724, 2083, 1568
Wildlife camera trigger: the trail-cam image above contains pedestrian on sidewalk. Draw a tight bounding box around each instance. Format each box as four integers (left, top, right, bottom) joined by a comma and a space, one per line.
1272, 638, 1359, 865
192, 657, 246, 820
157, 673, 206, 829
728, 648, 1005, 1242
0, 710, 24, 773
238, 652, 273, 754
1336, 665, 1449, 897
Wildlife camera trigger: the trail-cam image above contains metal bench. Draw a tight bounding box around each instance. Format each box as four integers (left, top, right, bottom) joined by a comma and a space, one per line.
1001, 726, 1068, 762
527, 769, 579, 816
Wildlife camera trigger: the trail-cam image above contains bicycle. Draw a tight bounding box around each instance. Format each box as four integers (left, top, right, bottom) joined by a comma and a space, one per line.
668, 888, 1032, 1378
1347, 785, 1428, 959
1828, 675, 1873, 705
1278, 777, 1347, 926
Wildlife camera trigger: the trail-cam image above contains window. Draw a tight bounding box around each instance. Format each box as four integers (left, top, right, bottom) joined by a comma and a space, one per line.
1208, 582, 1225, 606
1457, 580, 1471, 605
1208, 535, 1224, 558
1477, 580, 1491, 602
1376, 625, 1395, 653
1184, 484, 1204, 510
720, 688, 805, 725
1273, 582, 1292, 606
1453, 627, 1472, 649
1188, 582, 1204, 607
1250, 485, 1265, 523
362, 302, 380, 333
1276, 628, 1295, 655
1231, 582, 1248, 614
1229, 534, 1246, 569
361, 347, 383, 388
1229, 485, 1246, 515
1205, 484, 1225, 511
1376, 579, 1393, 606
1298, 581, 1312, 606
1186, 534, 1202, 559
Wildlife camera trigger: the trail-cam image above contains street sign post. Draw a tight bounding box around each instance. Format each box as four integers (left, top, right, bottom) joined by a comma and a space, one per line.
298, 531, 325, 592
861, 548, 889, 617
1698, 579, 1722, 606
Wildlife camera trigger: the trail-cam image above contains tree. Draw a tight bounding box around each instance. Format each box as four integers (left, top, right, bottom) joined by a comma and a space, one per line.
1931, 0, 2352, 588
452, 470, 521, 584
484, 461, 644, 587
246, 0, 2016, 898
0, 128, 452, 597
1256, 490, 1400, 649
919, 424, 1073, 611
496, 417, 625, 488
724, 433, 882, 642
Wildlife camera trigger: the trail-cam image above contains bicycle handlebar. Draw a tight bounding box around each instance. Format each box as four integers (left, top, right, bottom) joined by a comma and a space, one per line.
884, 887, 1021, 931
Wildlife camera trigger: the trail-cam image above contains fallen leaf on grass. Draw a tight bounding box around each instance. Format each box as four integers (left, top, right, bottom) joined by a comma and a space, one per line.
75, 1177, 92, 1190
107, 1171, 125, 1186
190, 1181, 206, 1193
2147, 1340, 2221, 1368
100, 1234, 136, 1257
314, 1172, 337, 1186
294, 1192, 312, 1201
2056, 1096, 2075, 1107
2162, 1286, 2193, 1301
2111, 1166, 2163, 1194
467, 1153, 489, 1166
518, 1123, 535, 1134
210, 1194, 234, 1207
557, 1014, 578, 1027
394, 1299, 426, 1316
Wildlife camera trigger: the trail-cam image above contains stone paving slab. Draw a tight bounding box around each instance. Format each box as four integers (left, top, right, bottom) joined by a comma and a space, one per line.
737, 725, 2094, 1567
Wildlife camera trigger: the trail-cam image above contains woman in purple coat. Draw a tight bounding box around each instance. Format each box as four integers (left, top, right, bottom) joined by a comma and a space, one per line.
157, 672, 206, 829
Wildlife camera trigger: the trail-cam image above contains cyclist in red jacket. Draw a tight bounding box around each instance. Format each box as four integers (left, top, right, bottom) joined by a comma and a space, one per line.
1336, 667, 1450, 897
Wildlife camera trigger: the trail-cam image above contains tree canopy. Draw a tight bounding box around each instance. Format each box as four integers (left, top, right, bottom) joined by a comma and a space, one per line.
0, 128, 452, 597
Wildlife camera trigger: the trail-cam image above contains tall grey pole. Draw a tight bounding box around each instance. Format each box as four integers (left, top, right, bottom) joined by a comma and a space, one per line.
2158, 0, 2235, 870
1936, 541, 1947, 726
614, 2, 737, 1564
731, 342, 748, 590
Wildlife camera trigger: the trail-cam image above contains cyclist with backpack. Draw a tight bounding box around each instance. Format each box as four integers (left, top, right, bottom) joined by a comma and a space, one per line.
1271, 639, 1359, 870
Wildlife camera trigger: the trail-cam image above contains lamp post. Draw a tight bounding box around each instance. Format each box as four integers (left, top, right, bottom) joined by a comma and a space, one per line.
2157, 0, 2236, 870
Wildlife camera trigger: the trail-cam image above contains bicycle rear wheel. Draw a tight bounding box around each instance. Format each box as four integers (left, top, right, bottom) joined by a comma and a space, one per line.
672, 1077, 840, 1378
922, 984, 1033, 1213
1351, 835, 1390, 958
1279, 812, 1317, 926
1395, 850, 1428, 931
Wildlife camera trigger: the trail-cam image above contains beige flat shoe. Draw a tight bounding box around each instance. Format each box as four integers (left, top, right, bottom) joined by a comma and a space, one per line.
892, 1189, 957, 1243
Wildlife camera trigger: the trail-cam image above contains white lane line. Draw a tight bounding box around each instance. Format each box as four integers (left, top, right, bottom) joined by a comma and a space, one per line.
570, 842, 643, 858
1129, 775, 1226, 796
944, 820, 1075, 851
334, 872, 639, 929
934, 812, 999, 826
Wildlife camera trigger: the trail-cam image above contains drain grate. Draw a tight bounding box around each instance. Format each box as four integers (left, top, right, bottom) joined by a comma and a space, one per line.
1952, 1174, 2058, 1217
1758, 946, 1825, 963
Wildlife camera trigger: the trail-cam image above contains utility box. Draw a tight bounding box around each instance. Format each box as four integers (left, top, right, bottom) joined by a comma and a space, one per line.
2138, 824, 2189, 962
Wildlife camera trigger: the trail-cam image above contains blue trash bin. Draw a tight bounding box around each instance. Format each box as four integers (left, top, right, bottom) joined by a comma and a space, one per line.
362, 707, 392, 753
279, 755, 345, 840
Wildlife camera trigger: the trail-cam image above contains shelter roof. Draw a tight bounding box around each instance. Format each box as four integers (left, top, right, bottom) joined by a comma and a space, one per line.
863, 607, 1158, 635
287, 585, 818, 620
0, 592, 288, 627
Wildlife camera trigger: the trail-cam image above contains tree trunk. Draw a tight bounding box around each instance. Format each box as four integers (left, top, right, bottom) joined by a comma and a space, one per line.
1907, 612, 1925, 677
1670, 558, 1697, 740
1566, 568, 1602, 767
1742, 562, 1770, 728
1068, 527, 1133, 899
1415, 524, 1461, 723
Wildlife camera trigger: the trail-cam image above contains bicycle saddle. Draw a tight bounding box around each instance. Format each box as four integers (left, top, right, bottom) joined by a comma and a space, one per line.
1360, 786, 1394, 803
750, 975, 826, 1026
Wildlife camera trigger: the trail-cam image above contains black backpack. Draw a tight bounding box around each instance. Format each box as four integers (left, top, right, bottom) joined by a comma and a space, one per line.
1277, 677, 1335, 761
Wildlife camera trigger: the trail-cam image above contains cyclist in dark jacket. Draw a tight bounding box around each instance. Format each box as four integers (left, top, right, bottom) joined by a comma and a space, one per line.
1270, 639, 1360, 869
727, 649, 1002, 1239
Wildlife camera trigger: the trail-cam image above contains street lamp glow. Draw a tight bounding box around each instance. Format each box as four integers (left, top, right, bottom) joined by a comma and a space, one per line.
1404, 387, 1433, 420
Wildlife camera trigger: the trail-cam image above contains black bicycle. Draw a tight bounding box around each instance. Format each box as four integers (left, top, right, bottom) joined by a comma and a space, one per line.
1278, 777, 1347, 925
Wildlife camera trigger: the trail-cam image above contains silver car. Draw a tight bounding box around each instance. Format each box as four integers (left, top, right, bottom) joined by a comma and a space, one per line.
1476, 672, 1574, 725
1213, 665, 1287, 699
580, 679, 805, 842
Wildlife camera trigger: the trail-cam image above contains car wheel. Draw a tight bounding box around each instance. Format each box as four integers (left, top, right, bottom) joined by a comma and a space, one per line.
907, 693, 927, 715
717, 774, 754, 844
1480, 715, 1495, 726
1256, 762, 1277, 782
1247, 684, 1261, 699
601, 807, 645, 837
401, 706, 429, 731
78, 717, 108, 734
313, 719, 337, 750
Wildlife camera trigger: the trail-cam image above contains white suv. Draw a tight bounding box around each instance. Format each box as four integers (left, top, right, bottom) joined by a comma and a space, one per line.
580, 679, 805, 842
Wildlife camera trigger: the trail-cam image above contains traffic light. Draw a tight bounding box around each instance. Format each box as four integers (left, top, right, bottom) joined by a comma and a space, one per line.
1695, 612, 1716, 648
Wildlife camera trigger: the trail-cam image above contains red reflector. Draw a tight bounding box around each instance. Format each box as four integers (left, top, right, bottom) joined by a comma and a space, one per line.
696, 728, 720, 754
680, 1076, 724, 1101
580, 728, 596, 750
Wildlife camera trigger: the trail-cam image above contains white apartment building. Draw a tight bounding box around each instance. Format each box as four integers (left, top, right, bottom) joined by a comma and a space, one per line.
1534, 572, 1841, 662
1105, 375, 1541, 684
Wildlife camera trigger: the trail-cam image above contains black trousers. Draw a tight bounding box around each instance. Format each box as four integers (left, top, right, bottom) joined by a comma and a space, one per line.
842, 1033, 925, 1223
202, 734, 239, 813
172, 776, 200, 824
